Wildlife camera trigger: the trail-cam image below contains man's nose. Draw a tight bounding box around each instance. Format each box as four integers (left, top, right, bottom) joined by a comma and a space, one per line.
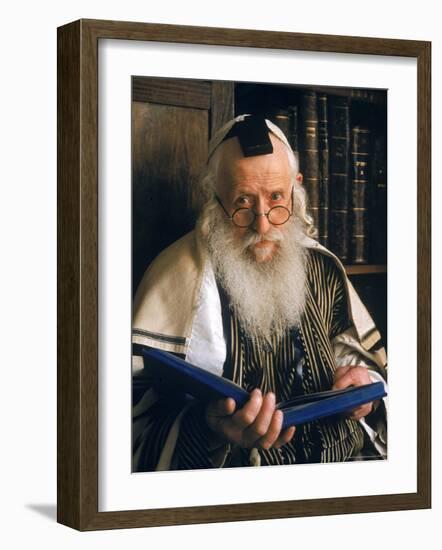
253, 211, 271, 235
252, 196, 271, 234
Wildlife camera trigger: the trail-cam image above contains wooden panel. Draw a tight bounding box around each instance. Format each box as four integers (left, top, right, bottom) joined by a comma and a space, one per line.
57, 20, 81, 530
132, 102, 208, 292
84, 19, 428, 57
57, 18, 100, 531
416, 41, 431, 506
79, 19, 100, 529
210, 81, 235, 135
345, 264, 387, 275
132, 76, 211, 109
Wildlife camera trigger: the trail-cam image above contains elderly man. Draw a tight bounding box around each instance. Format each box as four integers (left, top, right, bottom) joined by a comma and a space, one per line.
132, 114, 387, 471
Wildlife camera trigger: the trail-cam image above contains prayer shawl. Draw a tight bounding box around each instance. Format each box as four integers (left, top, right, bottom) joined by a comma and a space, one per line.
132, 228, 387, 470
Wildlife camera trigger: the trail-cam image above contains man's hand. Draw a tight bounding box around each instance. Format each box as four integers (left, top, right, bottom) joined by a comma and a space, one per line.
205, 389, 296, 450
332, 365, 373, 421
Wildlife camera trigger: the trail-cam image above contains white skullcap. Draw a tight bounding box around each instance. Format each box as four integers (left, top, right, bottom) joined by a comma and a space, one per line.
207, 114, 293, 161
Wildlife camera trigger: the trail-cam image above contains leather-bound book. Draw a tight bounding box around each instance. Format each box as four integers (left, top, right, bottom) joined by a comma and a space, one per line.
299, 91, 319, 232
288, 104, 299, 162
329, 96, 350, 262
350, 126, 371, 263
371, 133, 387, 264
267, 108, 290, 142
318, 94, 330, 248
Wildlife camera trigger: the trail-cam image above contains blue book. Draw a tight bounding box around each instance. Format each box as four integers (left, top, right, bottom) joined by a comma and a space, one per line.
142, 347, 387, 430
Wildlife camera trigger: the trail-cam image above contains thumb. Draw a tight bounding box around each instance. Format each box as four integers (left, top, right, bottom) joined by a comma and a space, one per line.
206, 397, 236, 418
332, 365, 352, 389
205, 397, 236, 433
334, 365, 352, 380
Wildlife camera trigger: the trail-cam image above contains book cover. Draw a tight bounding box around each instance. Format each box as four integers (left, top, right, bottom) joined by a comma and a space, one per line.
141, 347, 387, 430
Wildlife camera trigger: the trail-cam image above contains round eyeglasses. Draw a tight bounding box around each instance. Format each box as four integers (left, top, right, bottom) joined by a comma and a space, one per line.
215, 193, 293, 228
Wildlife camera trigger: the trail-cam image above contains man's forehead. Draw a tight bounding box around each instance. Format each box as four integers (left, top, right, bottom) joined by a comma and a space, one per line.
216, 165, 291, 201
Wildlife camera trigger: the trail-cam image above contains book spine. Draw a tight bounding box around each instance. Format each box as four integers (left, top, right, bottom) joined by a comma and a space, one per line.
371, 133, 387, 264
350, 126, 371, 263
329, 96, 350, 262
269, 108, 290, 142
288, 105, 299, 162
317, 94, 329, 248
299, 91, 320, 232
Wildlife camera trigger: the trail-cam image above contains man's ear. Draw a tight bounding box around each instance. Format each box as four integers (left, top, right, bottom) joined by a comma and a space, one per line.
295, 172, 303, 185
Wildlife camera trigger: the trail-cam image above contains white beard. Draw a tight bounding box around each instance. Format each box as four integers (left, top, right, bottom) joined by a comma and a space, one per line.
201, 205, 308, 344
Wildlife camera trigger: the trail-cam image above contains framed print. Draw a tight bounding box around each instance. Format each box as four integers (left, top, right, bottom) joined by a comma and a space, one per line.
57, 19, 431, 530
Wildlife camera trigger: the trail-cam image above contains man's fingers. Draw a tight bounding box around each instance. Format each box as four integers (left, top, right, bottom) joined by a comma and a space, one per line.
205, 398, 237, 433
332, 371, 354, 390
332, 368, 359, 390
207, 397, 236, 417
333, 365, 372, 390
349, 403, 372, 421
334, 365, 352, 382
206, 390, 298, 450
257, 408, 283, 449
231, 389, 263, 429
332, 367, 374, 419
274, 425, 296, 448
246, 392, 276, 439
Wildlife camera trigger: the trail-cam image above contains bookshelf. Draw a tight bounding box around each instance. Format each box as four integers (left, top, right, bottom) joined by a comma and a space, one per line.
345, 265, 387, 276
235, 81, 387, 270
235, 82, 387, 346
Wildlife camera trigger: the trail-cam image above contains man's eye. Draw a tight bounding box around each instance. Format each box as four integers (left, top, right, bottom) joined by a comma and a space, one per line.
271, 192, 282, 201
237, 197, 250, 206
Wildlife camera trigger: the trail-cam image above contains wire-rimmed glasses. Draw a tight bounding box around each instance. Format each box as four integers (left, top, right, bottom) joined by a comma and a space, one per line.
215, 192, 293, 228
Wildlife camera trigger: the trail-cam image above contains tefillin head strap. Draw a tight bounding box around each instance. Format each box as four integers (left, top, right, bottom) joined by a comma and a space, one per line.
221, 115, 274, 157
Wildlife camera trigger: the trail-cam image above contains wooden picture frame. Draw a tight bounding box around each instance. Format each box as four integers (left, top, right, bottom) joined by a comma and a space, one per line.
57, 18, 431, 530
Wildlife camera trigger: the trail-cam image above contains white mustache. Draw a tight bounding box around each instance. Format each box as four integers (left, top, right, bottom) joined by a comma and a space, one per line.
241, 227, 284, 248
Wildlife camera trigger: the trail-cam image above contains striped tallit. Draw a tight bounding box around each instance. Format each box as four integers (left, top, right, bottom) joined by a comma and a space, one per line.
134, 249, 375, 471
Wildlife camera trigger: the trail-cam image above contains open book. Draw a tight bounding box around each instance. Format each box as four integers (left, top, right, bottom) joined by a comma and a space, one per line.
141, 347, 387, 429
